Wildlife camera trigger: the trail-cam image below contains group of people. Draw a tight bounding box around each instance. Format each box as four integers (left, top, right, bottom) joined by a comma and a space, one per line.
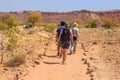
56, 21, 79, 64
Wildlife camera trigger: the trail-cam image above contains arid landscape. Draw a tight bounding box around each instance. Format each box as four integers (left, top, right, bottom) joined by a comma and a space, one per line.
0, 10, 120, 24
0, 10, 120, 80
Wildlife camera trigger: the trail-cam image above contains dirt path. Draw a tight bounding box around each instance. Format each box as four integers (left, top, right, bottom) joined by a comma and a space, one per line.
24, 42, 91, 80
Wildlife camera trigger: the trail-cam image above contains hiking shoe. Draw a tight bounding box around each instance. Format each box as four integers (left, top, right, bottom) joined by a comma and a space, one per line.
70, 51, 72, 55
62, 60, 66, 65
57, 52, 62, 57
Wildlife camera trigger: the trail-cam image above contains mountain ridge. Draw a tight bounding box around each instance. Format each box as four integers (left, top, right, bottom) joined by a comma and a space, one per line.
0, 10, 120, 24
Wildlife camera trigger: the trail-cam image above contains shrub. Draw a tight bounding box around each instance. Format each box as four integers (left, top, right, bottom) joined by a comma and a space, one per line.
102, 23, 111, 29
43, 23, 57, 33
0, 23, 8, 30
101, 18, 117, 29
85, 19, 97, 28
4, 51, 26, 67
0, 15, 17, 29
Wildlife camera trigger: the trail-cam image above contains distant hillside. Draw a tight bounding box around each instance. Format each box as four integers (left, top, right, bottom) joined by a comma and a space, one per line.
0, 10, 120, 24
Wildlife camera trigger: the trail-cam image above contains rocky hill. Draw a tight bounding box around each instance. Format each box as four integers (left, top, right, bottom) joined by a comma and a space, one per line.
0, 10, 120, 24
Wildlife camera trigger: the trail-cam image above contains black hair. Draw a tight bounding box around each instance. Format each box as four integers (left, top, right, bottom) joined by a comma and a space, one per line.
61, 21, 65, 26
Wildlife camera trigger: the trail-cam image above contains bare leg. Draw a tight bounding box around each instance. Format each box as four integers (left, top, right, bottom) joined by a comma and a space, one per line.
61, 48, 67, 64
73, 41, 77, 53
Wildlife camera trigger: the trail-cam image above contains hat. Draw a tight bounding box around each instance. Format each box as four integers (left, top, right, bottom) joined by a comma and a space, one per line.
74, 22, 78, 26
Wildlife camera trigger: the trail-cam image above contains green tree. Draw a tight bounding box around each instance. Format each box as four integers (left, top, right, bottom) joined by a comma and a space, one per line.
27, 12, 42, 27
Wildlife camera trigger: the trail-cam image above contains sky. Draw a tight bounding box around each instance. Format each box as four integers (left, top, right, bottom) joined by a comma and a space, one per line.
0, 0, 120, 12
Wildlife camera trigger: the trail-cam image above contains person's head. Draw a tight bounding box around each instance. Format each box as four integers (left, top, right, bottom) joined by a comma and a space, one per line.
65, 22, 69, 28
73, 22, 78, 27
61, 21, 65, 26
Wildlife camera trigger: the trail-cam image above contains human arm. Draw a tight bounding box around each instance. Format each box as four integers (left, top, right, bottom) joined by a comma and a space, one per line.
58, 29, 63, 42
69, 29, 73, 43
76, 28, 79, 42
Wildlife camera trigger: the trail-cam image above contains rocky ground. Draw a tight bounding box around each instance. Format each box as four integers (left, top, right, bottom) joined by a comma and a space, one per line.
0, 27, 120, 80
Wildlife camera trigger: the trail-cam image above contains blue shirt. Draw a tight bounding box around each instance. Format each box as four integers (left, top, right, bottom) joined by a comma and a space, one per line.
56, 26, 63, 36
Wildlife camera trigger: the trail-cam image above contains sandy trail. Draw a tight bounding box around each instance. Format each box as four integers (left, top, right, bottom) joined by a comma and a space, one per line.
24, 42, 91, 80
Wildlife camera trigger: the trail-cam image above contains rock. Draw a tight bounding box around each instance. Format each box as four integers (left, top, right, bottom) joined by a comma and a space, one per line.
34, 60, 40, 65
4, 68, 8, 71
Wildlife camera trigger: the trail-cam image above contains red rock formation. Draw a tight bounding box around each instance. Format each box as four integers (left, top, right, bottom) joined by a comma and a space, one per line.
0, 10, 120, 24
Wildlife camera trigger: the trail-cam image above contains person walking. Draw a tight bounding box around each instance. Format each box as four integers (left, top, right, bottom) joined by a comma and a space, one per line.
56, 21, 65, 57
59, 23, 73, 64
70, 22, 79, 54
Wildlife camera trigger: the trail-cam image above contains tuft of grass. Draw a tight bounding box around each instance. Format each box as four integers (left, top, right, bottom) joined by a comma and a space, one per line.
4, 51, 26, 67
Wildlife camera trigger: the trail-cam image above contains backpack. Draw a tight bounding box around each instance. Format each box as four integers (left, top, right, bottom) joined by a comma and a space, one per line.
73, 36, 77, 41
60, 28, 70, 41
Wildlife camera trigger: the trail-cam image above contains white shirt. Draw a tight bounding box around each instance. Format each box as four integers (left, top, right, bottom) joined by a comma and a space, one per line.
72, 27, 79, 36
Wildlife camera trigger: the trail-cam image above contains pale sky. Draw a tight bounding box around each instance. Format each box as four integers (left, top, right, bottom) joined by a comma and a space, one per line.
0, 0, 120, 12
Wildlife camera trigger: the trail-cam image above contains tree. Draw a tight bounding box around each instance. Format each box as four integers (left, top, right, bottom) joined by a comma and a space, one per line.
27, 12, 42, 27
0, 15, 17, 28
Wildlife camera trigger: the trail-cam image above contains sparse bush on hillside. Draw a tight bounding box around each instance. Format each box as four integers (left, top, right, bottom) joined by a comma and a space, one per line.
85, 19, 97, 28
0, 15, 17, 28
7, 28, 18, 52
4, 51, 26, 67
43, 23, 57, 33
0, 15, 24, 64
101, 18, 117, 29
0, 23, 8, 30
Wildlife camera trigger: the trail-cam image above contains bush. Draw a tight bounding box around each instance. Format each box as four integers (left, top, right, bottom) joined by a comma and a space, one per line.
102, 23, 111, 29
4, 51, 26, 67
101, 18, 117, 29
0, 23, 8, 30
43, 23, 57, 33
85, 20, 97, 28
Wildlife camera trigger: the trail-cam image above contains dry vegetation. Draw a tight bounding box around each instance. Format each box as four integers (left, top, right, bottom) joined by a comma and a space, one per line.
79, 28, 120, 80
0, 26, 119, 80
0, 26, 52, 80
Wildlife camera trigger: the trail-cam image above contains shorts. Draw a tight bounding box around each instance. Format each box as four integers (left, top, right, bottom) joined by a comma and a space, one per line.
60, 41, 70, 49
73, 36, 77, 41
